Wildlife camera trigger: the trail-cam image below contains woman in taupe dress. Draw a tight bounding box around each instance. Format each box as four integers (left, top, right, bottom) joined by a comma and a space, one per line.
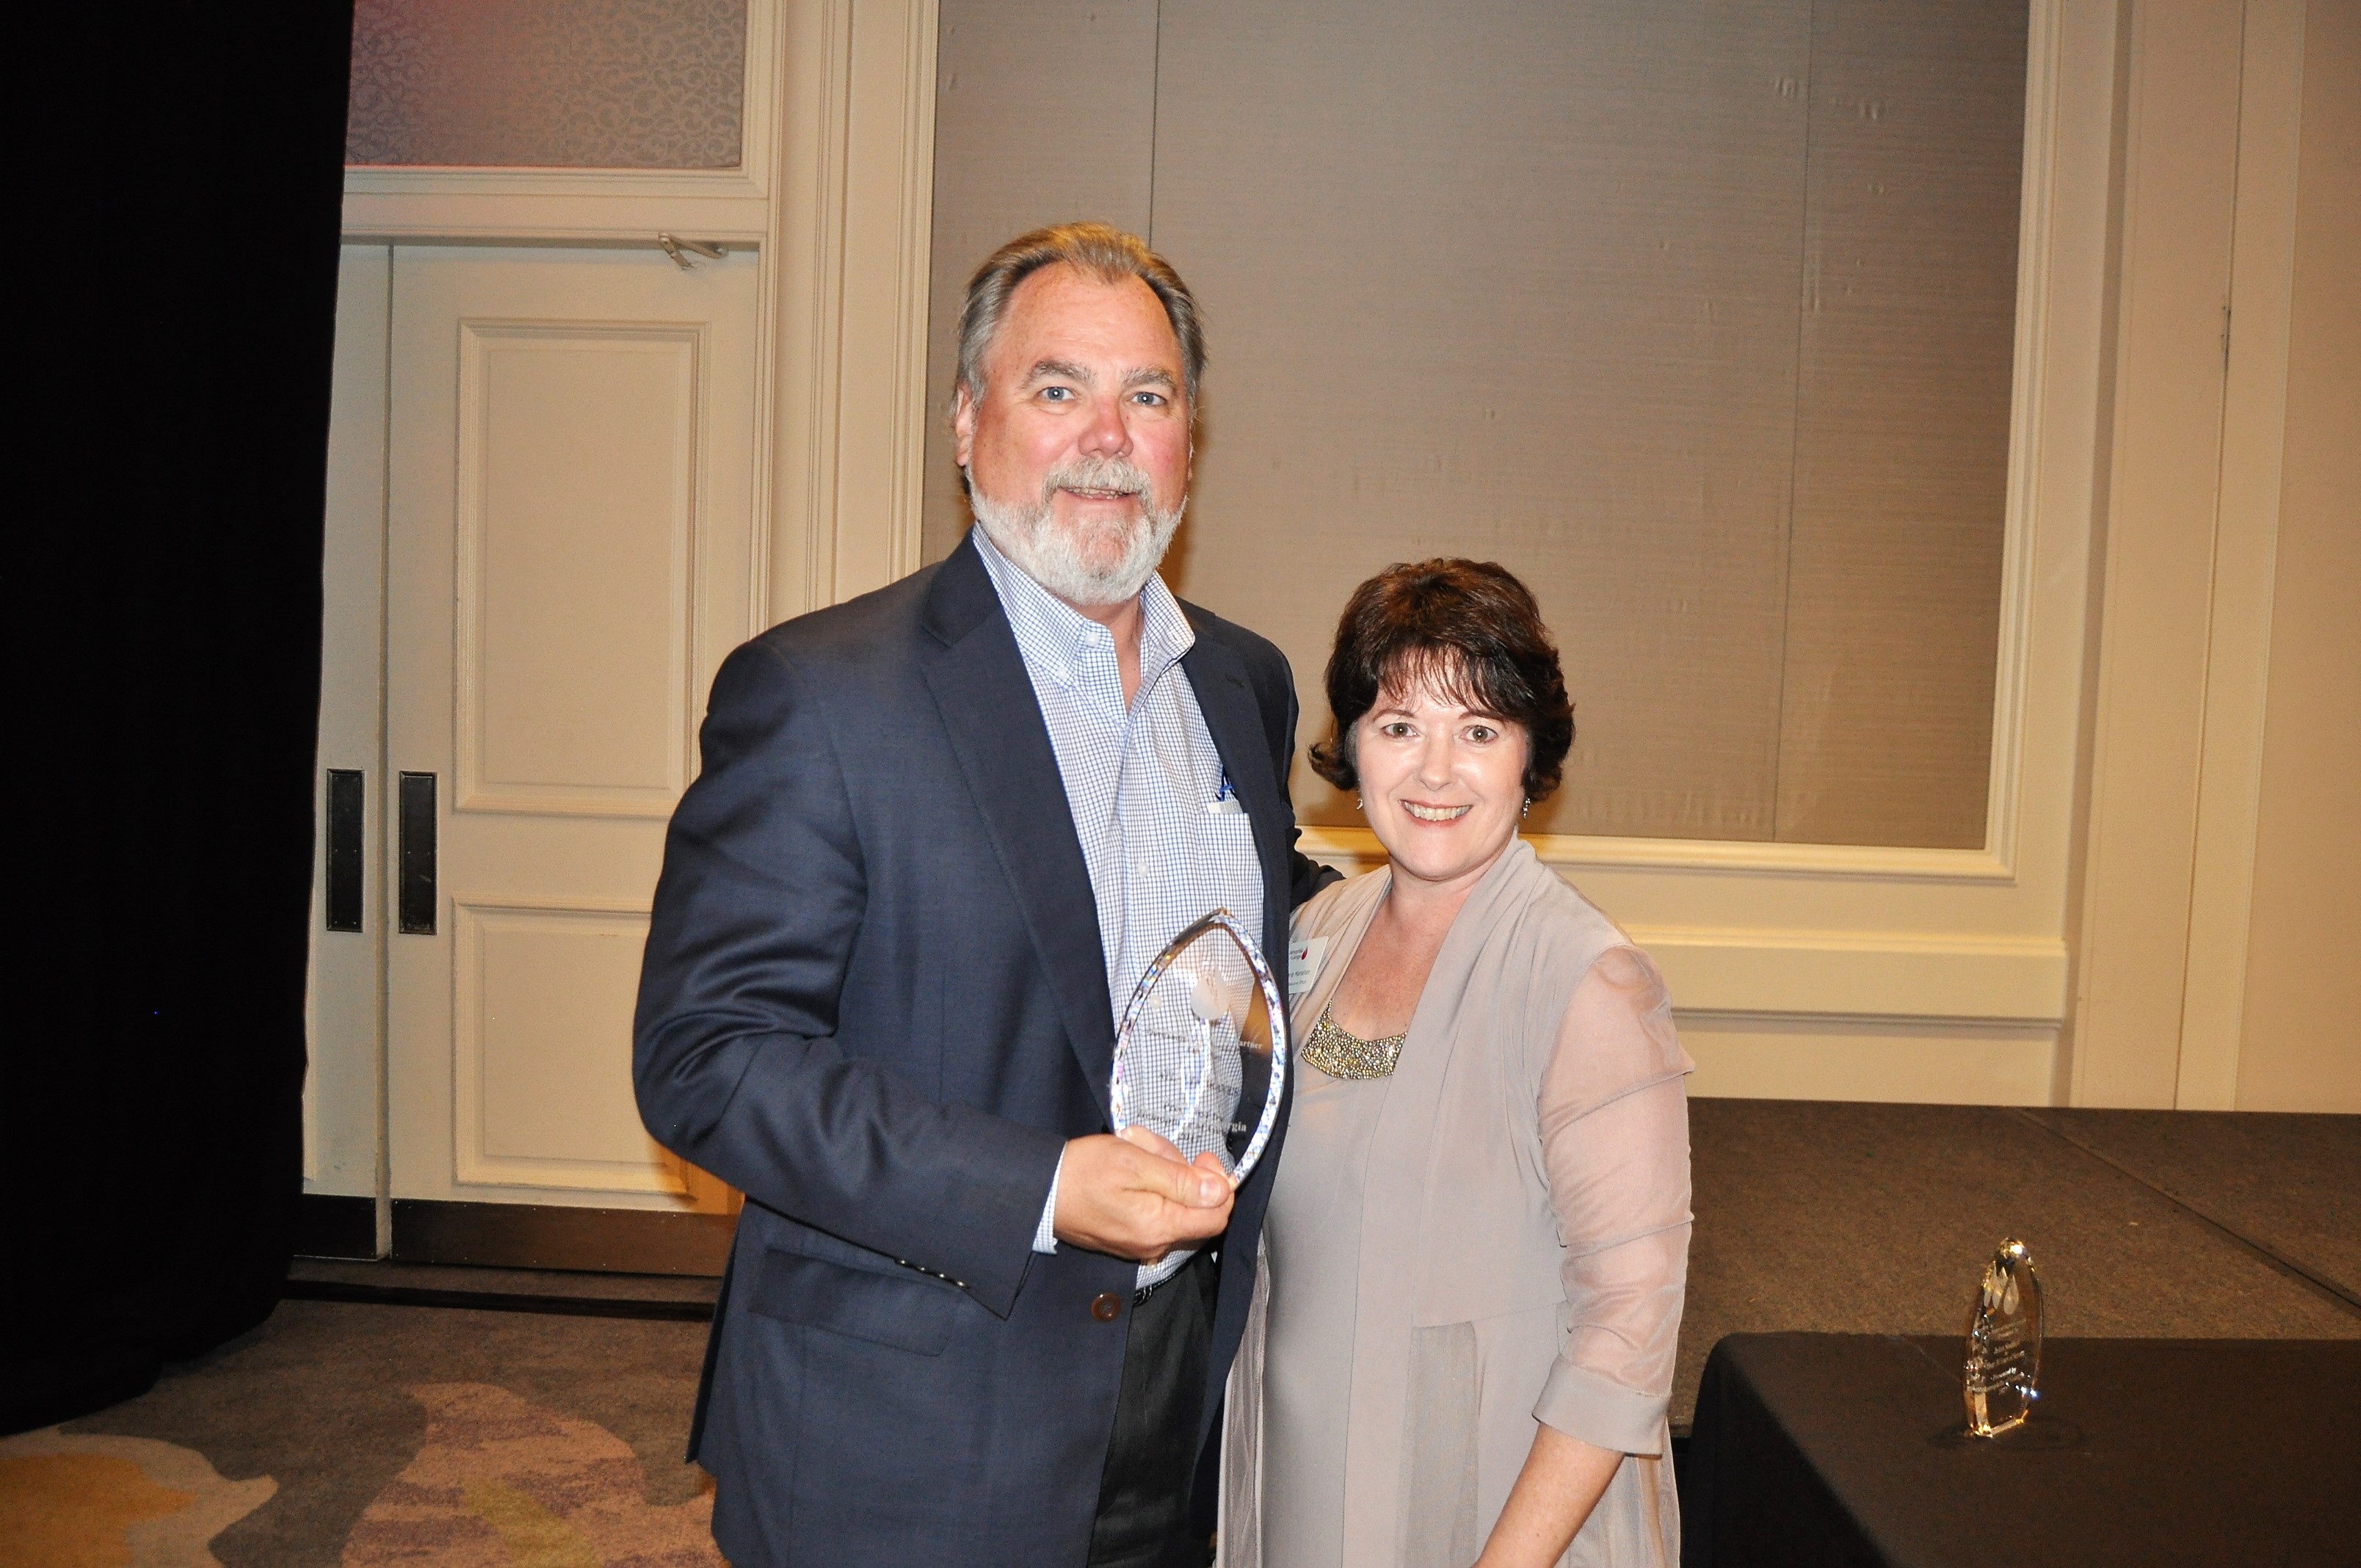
1221, 560, 1691, 1568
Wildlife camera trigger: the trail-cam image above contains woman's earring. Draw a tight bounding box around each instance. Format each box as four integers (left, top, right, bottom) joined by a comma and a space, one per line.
1520, 797, 1531, 819
1354, 794, 1365, 812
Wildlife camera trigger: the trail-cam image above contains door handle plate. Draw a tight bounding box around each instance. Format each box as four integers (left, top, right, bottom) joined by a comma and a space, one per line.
398, 772, 437, 934
324, 769, 365, 932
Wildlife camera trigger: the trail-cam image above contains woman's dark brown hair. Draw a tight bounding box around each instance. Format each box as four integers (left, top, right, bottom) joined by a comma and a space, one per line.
1308, 559, 1575, 803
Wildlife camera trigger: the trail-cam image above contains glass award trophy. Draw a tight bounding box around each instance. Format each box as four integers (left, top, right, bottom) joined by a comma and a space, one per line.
1109, 910, 1288, 1186
1962, 1238, 2044, 1437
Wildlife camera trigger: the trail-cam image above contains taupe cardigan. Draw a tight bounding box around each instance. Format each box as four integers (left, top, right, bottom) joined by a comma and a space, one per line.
1220, 839, 1692, 1567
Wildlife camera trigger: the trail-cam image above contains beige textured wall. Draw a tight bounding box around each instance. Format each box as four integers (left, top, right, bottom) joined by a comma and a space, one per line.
1150, 0, 1807, 841
2238, 0, 2361, 1111
923, 0, 2023, 850
1774, 2, 2020, 846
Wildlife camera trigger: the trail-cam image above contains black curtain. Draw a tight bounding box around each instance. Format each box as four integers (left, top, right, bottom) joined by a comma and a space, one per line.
7, 5, 355, 1432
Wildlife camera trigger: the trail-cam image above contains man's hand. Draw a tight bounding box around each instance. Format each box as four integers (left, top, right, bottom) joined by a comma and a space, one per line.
1052, 1127, 1233, 1263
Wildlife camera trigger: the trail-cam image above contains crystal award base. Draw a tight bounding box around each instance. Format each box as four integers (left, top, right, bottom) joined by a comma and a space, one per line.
1962, 1238, 2045, 1437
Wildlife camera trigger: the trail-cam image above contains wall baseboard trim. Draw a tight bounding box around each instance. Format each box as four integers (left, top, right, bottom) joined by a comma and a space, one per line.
1633, 928, 2069, 1023
388, 1199, 737, 1276
1680, 1014, 2060, 1106
281, 1277, 716, 1322
294, 1194, 380, 1260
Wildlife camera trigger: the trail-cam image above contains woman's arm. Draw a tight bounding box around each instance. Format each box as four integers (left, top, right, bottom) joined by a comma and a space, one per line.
1475, 946, 1693, 1565
1473, 1426, 1625, 1568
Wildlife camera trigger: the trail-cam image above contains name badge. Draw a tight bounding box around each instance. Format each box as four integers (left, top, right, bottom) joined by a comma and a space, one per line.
1287, 936, 1330, 1002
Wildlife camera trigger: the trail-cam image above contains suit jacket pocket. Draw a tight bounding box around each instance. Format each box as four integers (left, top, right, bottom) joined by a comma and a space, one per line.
750, 1246, 964, 1355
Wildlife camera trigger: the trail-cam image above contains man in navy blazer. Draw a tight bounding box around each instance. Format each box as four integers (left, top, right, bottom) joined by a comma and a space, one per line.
635, 223, 1334, 1566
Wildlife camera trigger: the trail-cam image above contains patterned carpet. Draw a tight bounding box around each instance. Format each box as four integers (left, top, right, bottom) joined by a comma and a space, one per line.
0, 1299, 719, 1567
340, 1382, 716, 1566
0, 1429, 278, 1568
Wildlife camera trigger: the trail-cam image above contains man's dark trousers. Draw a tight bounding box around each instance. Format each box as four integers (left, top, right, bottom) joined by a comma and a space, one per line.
1089, 1249, 1221, 1567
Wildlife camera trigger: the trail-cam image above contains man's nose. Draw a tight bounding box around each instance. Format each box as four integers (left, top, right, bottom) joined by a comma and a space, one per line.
1077, 394, 1132, 460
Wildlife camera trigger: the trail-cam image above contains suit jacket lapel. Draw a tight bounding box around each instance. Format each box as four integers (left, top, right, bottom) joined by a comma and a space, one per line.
921, 538, 1117, 1106
1180, 634, 1291, 969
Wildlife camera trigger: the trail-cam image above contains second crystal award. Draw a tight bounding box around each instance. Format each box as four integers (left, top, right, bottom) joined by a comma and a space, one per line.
1962, 1238, 2045, 1437
1109, 910, 1288, 1186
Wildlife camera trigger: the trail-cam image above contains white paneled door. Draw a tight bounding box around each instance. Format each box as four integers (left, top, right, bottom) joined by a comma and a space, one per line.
383, 246, 758, 1216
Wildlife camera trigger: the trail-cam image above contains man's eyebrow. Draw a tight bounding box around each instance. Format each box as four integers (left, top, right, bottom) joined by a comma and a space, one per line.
1123, 367, 1178, 391
1025, 357, 1092, 384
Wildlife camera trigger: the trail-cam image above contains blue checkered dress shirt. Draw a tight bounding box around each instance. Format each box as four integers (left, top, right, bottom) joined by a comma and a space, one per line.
971, 527, 1265, 1288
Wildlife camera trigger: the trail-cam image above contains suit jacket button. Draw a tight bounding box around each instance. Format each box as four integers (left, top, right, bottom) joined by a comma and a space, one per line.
1091, 1292, 1122, 1322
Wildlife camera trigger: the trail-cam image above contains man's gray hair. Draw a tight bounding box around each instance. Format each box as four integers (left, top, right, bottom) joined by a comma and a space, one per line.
955, 222, 1207, 410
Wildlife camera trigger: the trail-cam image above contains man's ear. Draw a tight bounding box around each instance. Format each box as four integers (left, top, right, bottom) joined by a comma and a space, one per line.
952, 385, 977, 469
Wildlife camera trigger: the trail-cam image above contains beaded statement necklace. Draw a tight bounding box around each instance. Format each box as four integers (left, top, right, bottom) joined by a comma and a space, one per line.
1301, 1003, 1407, 1081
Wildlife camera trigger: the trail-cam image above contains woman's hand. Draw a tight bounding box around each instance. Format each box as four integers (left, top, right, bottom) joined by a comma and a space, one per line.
1468, 1424, 1625, 1568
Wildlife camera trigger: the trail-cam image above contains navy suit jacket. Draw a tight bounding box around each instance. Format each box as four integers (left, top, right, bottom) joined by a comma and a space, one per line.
634, 534, 1333, 1566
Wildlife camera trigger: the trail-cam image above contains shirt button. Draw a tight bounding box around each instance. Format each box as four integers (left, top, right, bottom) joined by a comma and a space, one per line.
1091, 1292, 1123, 1323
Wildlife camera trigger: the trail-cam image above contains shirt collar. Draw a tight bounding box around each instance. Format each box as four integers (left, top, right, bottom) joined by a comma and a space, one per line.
970, 524, 1196, 692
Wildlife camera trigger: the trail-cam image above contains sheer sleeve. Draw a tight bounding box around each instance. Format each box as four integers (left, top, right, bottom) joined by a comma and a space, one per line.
1529, 945, 1693, 1455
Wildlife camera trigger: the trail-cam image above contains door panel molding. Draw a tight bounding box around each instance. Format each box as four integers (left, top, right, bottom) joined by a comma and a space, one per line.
453, 319, 706, 819
449, 896, 708, 1199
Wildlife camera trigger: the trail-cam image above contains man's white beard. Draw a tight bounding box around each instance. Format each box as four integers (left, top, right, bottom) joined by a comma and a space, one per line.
968, 457, 1186, 609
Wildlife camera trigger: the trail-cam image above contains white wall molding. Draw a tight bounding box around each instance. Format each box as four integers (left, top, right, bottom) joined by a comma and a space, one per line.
1631, 928, 2069, 1023
1296, 826, 2017, 885
1299, 837, 2067, 1024
2173, 0, 2307, 1109
1980, 0, 2068, 888
1678, 1013, 2061, 1106
336, 207, 772, 252
764, 0, 939, 622
2069, 0, 2317, 1108
2070, 0, 2242, 1107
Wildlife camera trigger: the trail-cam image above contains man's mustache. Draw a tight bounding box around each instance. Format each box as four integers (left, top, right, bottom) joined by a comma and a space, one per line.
1040, 457, 1159, 511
